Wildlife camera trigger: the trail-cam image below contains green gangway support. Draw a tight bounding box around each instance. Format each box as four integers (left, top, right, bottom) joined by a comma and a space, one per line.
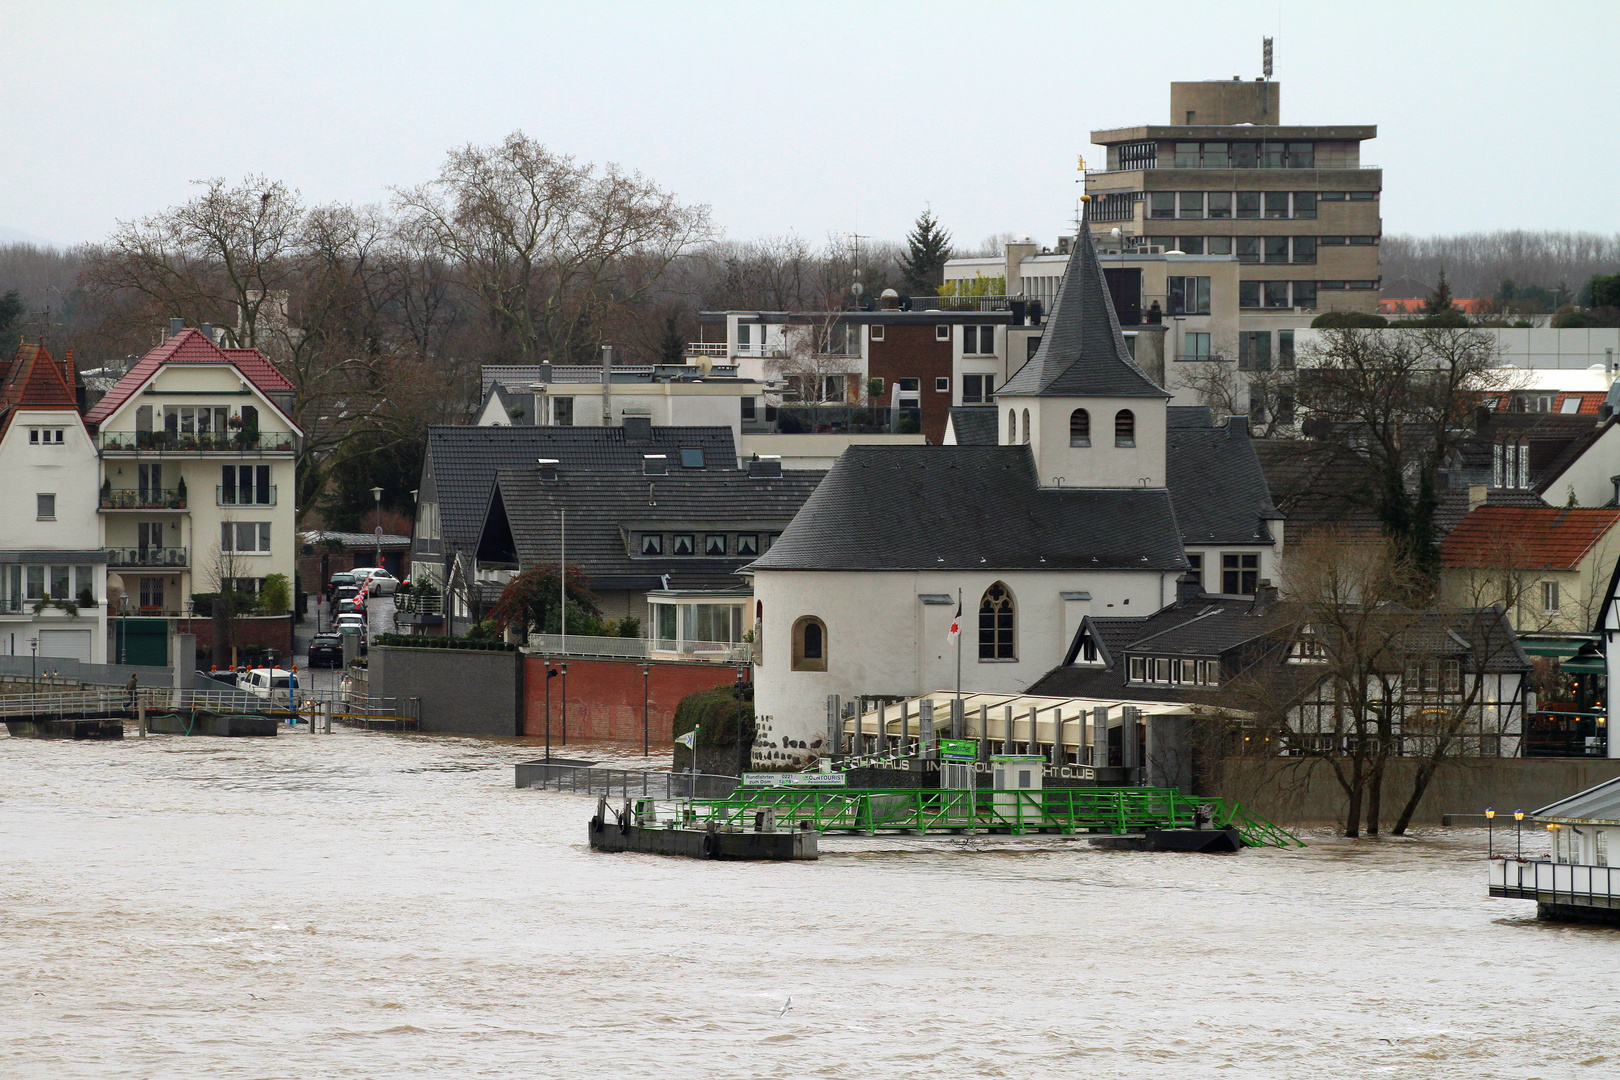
663, 786, 1304, 849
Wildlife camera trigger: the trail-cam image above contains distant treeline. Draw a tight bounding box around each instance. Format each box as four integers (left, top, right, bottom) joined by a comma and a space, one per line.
1383, 231, 1620, 302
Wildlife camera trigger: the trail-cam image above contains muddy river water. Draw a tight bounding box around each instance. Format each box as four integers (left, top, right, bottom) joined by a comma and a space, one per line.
2, 726, 1615, 1079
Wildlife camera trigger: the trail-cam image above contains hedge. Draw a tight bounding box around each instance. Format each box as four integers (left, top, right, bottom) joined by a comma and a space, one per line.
671, 685, 754, 771
374, 633, 516, 652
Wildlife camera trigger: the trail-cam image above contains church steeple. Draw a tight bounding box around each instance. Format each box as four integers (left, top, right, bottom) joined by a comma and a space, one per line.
998, 198, 1168, 399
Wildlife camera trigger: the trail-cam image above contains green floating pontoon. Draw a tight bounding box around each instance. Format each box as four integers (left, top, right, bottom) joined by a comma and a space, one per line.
656, 785, 1304, 849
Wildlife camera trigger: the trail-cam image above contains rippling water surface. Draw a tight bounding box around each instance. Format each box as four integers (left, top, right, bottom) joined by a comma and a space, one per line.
3, 726, 1616, 1079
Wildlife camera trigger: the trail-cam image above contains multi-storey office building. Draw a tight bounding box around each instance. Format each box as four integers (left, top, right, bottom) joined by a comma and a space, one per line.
1085, 78, 1381, 317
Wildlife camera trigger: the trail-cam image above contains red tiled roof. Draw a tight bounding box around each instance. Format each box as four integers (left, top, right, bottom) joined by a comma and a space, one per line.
2, 341, 76, 408
1478, 391, 1604, 416
84, 329, 300, 430
1441, 506, 1620, 570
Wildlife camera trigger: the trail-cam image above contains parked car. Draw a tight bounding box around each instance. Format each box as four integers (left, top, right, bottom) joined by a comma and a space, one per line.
237, 666, 299, 699
333, 614, 368, 653
327, 571, 359, 595
307, 632, 344, 668
332, 585, 363, 612
348, 567, 399, 595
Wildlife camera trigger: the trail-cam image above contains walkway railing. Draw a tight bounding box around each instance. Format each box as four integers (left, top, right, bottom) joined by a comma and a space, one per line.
0, 686, 419, 725
517, 760, 740, 800
526, 633, 751, 664
637, 785, 1303, 847
1491, 857, 1620, 907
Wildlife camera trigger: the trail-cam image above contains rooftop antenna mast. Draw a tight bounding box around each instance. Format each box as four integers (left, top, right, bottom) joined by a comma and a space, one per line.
1263, 36, 1273, 80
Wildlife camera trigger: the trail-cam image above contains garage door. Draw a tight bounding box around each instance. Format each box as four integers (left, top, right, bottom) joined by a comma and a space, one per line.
38, 629, 93, 663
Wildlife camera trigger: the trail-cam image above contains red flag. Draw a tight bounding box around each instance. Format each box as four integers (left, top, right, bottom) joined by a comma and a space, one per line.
948, 599, 961, 643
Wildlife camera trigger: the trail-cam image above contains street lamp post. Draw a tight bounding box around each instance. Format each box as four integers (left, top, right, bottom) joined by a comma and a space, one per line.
371, 486, 384, 570
29, 637, 38, 721
642, 663, 650, 758
1515, 810, 1525, 859
1485, 807, 1495, 858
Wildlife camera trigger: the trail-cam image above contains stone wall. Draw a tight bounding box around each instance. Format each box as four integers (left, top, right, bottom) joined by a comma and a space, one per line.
370, 645, 524, 737
1217, 755, 1620, 828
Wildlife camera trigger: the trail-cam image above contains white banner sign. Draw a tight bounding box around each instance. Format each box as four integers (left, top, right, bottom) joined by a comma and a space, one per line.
743, 772, 848, 788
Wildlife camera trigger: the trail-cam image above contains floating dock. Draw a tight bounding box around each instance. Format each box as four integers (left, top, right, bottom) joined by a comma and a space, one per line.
144, 711, 279, 737
588, 799, 817, 860
3, 718, 124, 740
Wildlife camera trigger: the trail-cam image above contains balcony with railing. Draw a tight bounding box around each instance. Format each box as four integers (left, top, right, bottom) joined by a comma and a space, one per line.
217, 485, 277, 507
100, 488, 186, 511
684, 343, 728, 357
526, 632, 750, 664
106, 546, 189, 568
742, 404, 909, 436
98, 430, 296, 454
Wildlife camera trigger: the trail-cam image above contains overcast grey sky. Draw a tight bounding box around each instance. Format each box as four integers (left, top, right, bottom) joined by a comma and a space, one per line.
3, 0, 1616, 250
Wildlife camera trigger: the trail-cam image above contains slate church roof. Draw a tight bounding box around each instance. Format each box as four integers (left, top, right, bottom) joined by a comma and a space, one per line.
1165, 409, 1282, 546
997, 200, 1168, 400
745, 444, 1186, 573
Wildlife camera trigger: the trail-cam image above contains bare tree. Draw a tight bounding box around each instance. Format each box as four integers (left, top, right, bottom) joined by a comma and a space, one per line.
1172, 345, 1297, 437
1298, 327, 1511, 586
394, 132, 712, 364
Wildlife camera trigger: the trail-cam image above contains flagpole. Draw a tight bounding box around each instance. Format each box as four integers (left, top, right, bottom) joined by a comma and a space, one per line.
955, 587, 962, 699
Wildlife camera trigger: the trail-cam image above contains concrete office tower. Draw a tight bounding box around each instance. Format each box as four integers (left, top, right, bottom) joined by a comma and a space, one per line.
1087, 78, 1382, 316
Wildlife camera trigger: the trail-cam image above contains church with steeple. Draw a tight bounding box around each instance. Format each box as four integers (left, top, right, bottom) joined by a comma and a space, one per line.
743, 203, 1280, 764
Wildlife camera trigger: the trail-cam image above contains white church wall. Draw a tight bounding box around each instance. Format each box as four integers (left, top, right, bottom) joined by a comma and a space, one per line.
752, 567, 1171, 762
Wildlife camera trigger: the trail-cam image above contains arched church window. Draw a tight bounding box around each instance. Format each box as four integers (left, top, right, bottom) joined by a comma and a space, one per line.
1115, 409, 1135, 448
979, 581, 1016, 661
1008, 408, 1016, 444
1021, 409, 1031, 445
792, 616, 827, 672
1069, 408, 1091, 447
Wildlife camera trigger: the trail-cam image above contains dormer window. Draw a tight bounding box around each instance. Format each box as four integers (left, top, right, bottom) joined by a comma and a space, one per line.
640, 534, 663, 556
705, 535, 726, 556
29, 428, 64, 445
672, 533, 694, 556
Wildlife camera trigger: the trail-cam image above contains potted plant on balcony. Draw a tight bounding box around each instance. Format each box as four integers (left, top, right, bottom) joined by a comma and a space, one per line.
100, 477, 112, 507
174, 476, 187, 508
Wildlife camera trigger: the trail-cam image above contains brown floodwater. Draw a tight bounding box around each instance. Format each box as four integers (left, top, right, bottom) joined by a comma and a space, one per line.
2, 726, 1614, 1079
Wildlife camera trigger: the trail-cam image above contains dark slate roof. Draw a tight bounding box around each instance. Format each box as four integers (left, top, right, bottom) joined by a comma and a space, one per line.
948, 406, 999, 446
746, 444, 1187, 572
424, 424, 739, 553
482, 466, 824, 592
996, 201, 1167, 400
1166, 413, 1282, 546
1167, 405, 1214, 429
1030, 597, 1280, 701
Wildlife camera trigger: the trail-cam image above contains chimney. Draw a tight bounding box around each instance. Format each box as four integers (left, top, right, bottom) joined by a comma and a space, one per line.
537, 458, 560, 481
1009, 299, 1027, 326
200, 323, 213, 343
601, 344, 614, 425
623, 415, 652, 443
1612, 474, 1620, 506
1252, 579, 1279, 614
169, 318, 185, 337
642, 453, 669, 476
1468, 483, 1489, 512
1176, 571, 1203, 606
748, 454, 783, 479
1226, 415, 1250, 439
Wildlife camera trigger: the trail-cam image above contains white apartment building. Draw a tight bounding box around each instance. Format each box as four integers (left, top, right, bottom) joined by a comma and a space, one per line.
83, 326, 302, 619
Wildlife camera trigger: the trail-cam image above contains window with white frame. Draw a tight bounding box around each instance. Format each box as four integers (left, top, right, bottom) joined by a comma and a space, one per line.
935, 377, 949, 393
1542, 581, 1560, 613
221, 521, 272, 553
36, 493, 55, 520
29, 428, 65, 445
962, 374, 993, 404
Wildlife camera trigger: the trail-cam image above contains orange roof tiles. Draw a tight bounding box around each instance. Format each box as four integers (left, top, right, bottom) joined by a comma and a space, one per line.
1441, 506, 1620, 570
84, 328, 299, 429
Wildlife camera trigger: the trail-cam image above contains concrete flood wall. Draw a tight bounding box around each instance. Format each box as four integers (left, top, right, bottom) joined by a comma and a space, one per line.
369, 646, 523, 736
1217, 756, 1620, 828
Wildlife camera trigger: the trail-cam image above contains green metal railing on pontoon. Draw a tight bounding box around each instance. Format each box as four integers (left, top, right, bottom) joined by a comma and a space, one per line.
638, 786, 1304, 849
